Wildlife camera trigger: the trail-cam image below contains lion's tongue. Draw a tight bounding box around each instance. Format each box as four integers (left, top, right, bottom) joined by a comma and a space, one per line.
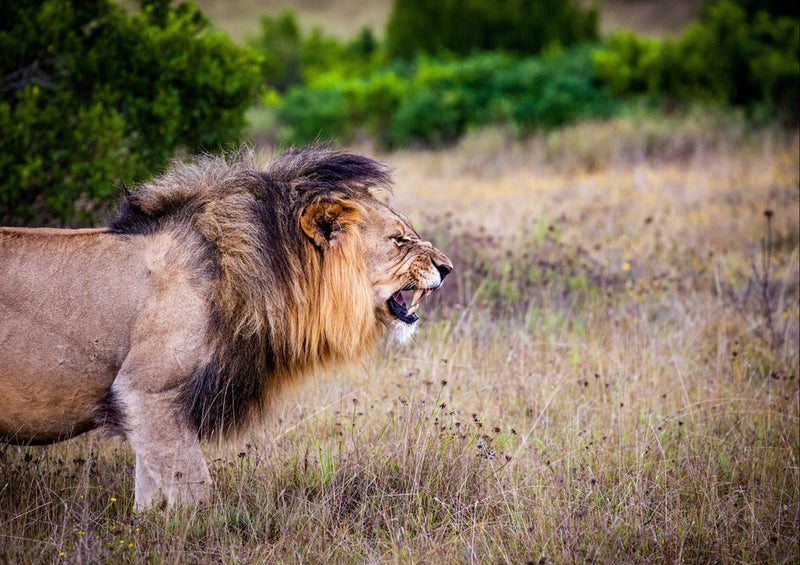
393, 291, 405, 306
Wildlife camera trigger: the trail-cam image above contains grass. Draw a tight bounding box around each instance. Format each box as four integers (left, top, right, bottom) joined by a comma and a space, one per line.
1, 115, 798, 563
192, 0, 393, 41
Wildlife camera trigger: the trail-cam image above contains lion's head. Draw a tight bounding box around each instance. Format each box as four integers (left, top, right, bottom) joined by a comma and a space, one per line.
111, 145, 452, 438
359, 200, 452, 342
299, 196, 452, 345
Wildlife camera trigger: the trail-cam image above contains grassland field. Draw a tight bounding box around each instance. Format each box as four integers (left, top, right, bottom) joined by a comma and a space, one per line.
2, 1, 799, 562
1, 109, 798, 563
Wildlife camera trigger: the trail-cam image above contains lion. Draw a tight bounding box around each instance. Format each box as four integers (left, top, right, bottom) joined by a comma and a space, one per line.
0, 146, 452, 510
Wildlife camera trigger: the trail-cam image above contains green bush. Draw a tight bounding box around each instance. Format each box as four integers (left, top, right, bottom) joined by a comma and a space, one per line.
272, 48, 616, 148
0, 0, 261, 226
391, 86, 466, 147
594, 0, 799, 118
386, 0, 598, 59
248, 10, 384, 93
345, 71, 406, 147
493, 46, 616, 132
266, 0, 796, 150
388, 54, 513, 146
247, 10, 303, 93
389, 49, 616, 146
274, 87, 352, 146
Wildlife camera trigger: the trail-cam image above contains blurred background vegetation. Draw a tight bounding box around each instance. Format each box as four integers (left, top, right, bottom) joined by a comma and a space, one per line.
1, 0, 797, 226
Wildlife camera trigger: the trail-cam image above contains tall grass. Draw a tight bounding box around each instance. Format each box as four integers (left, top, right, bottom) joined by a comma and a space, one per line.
1, 116, 798, 563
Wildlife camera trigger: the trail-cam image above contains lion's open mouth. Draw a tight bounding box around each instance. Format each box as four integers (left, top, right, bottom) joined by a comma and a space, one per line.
387, 288, 431, 325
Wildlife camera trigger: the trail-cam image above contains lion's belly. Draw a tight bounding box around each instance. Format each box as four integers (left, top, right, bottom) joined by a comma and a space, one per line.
0, 304, 122, 443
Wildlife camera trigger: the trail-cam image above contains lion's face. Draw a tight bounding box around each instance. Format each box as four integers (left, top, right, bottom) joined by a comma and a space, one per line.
360, 201, 452, 342
300, 194, 452, 346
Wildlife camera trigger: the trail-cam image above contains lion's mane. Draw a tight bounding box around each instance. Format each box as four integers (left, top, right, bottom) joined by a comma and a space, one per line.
110, 146, 392, 439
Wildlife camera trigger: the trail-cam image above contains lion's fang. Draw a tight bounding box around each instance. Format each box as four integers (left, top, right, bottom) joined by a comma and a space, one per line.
406, 289, 426, 315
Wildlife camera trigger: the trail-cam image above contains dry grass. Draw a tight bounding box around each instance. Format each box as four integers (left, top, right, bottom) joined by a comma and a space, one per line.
590, 0, 703, 37
192, 0, 393, 41
1, 116, 798, 563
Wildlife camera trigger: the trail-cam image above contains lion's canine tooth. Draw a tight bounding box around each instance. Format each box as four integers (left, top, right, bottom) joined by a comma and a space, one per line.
406, 289, 425, 316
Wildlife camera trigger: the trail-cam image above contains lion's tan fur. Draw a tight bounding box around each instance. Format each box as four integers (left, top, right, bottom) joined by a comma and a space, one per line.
0, 146, 451, 510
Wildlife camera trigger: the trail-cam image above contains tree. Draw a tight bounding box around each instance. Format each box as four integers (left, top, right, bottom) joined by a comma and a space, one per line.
386, 0, 598, 59
0, 0, 261, 226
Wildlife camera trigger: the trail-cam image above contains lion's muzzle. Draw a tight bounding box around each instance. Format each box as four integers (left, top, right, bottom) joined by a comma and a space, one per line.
387, 257, 452, 325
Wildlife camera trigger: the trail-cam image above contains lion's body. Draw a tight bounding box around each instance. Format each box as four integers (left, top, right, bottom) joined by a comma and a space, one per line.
1, 228, 161, 443
0, 147, 451, 510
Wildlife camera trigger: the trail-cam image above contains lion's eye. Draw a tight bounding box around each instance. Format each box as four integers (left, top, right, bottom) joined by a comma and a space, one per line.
392, 235, 408, 246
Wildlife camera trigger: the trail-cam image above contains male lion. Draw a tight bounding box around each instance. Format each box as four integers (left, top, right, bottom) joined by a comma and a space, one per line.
0, 146, 452, 510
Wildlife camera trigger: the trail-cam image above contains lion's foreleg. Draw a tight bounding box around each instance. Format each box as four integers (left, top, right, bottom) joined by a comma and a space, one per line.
112, 380, 212, 511
133, 454, 160, 508
128, 426, 212, 511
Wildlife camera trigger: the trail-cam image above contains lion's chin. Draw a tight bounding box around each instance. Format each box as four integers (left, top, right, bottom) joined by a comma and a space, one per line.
377, 304, 418, 344
386, 318, 418, 344
380, 287, 440, 343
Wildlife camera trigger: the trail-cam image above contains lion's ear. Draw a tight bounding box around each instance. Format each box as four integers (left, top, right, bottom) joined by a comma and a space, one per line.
300, 200, 360, 247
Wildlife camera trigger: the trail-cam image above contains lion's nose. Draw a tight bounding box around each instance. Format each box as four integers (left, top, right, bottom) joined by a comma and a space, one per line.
435, 260, 452, 281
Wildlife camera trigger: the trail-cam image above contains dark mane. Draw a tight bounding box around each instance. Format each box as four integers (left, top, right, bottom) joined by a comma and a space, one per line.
110, 145, 392, 236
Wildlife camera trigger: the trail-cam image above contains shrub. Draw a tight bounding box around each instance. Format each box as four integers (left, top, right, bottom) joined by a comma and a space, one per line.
247, 10, 303, 93
594, 1, 799, 118
272, 48, 617, 148
274, 87, 352, 146
391, 86, 466, 147
592, 31, 664, 96
386, 0, 598, 59
389, 53, 514, 147
493, 46, 616, 132
345, 71, 406, 147
248, 10, 384, 92
0, 0, 261, 226
387, 48, 616, 146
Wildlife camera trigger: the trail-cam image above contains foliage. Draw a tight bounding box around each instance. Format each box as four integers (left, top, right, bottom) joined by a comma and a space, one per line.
594, 0, 799, 118
706, 0, 799, 19
247, 10, 384, 95
265, 0, 797, 149
274, 47, 617, 148
247, 9, 303, 93
274, 87, 352, 146
0, 0, 261, 226
487, 45, 616, 132
385, 0, 598, 59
